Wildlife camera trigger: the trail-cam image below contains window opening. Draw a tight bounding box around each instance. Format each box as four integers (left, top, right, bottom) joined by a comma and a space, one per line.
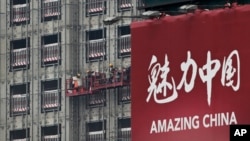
118, 26, 131, 58
41, 34, 61, 66
10, 128, 30, 141
41, 79, 61, 112
42, 0, 61, 22
10, 38, 30, 71
10, 84, 30, 116
86, 0, 106, 16
86, 121, 106, 141
118, 86, 131, 104
41, 125, 61, 141
118, 0, 132, 11
118, 118, 131, 141
86, 29, 106, 62
11, 0, 30, 26
87, 90, 106, 107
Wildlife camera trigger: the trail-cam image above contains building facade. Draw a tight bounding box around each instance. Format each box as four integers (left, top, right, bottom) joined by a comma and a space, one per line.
0, 0, 142, 140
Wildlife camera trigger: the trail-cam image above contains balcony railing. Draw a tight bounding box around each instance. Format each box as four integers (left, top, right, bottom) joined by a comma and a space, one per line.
87, 0, 106, 15
42, 43, 60, 63
12, 48, 29, 67
118, 128, 131, 141
11, 94, 28, 113
89, 94, 106, 106
87, 39, 106, 59
118, 0, 132, 9
119, 35, 131, 55
12, 138, 29, 141
42, 90, 60, 109
12, 4, 29, 22
121, 92, 131, 101
43, 0, 60, 17
87, 131, 105, 141
43, 135, 60, 141
89, 98, 105, 105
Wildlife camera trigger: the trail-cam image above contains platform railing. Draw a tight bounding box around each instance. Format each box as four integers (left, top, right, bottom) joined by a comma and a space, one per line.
66, 69, 130, 96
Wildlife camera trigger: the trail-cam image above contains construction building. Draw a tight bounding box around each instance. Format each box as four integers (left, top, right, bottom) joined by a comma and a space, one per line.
0, 0, 142, 140
1, 0, 250, 141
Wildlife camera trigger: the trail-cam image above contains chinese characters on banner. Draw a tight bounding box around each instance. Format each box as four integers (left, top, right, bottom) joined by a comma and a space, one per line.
132, 4, 250, 141
147, 50, 240, 106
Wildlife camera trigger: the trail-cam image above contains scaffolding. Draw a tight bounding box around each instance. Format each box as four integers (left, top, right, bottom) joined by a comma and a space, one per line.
66, 69, 130, 96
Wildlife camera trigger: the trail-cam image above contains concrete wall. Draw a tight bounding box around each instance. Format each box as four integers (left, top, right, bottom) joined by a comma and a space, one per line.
0, 0, 142, 140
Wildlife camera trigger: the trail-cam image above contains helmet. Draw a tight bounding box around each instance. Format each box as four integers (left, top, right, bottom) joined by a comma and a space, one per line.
77, 73, 81, 78
109, 63, 113, 67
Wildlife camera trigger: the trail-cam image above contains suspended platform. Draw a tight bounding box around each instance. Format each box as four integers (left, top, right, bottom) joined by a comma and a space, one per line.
66, 69, 130, 96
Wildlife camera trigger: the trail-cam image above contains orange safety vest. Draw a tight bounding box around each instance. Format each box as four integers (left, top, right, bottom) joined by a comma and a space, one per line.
74, 80, 79, 88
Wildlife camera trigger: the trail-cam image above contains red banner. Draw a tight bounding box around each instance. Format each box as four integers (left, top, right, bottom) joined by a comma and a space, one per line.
131, 5, 250, 141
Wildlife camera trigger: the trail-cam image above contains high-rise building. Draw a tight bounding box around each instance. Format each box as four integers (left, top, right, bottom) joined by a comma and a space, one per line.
0, 0, 143, 140
4, 0, 249, 141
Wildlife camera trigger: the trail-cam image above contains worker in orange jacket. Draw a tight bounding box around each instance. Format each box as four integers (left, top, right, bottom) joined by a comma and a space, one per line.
72, 73, 82, 92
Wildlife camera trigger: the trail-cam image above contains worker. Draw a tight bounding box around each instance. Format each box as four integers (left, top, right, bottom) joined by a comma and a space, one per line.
86, 70, 93, 90
109, 63, 114, 71
72, 76, 78, 89
109, 63, 116, 83
72, 73, 82, 92
76, 73, 82, 87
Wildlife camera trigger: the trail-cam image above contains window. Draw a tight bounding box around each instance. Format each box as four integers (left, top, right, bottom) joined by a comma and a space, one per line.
10, 38, 30, 71
118, 86, 131, 104
86, 0, 106, 16
42, 125, 61, 141
118, 118, 131, 141
41, 79, 61, 112
42, 90, 60, 109
86, 121, 106, 141
41, 0, 61, 22
87, 90, 106, 107
10, 84, 30, 116
118, 0, 132, 11
11, 0, 30, 26
41, 34, 61, 66
118, 26, 131, 58
10, 129, 30, 141
86, 29, 106, 62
